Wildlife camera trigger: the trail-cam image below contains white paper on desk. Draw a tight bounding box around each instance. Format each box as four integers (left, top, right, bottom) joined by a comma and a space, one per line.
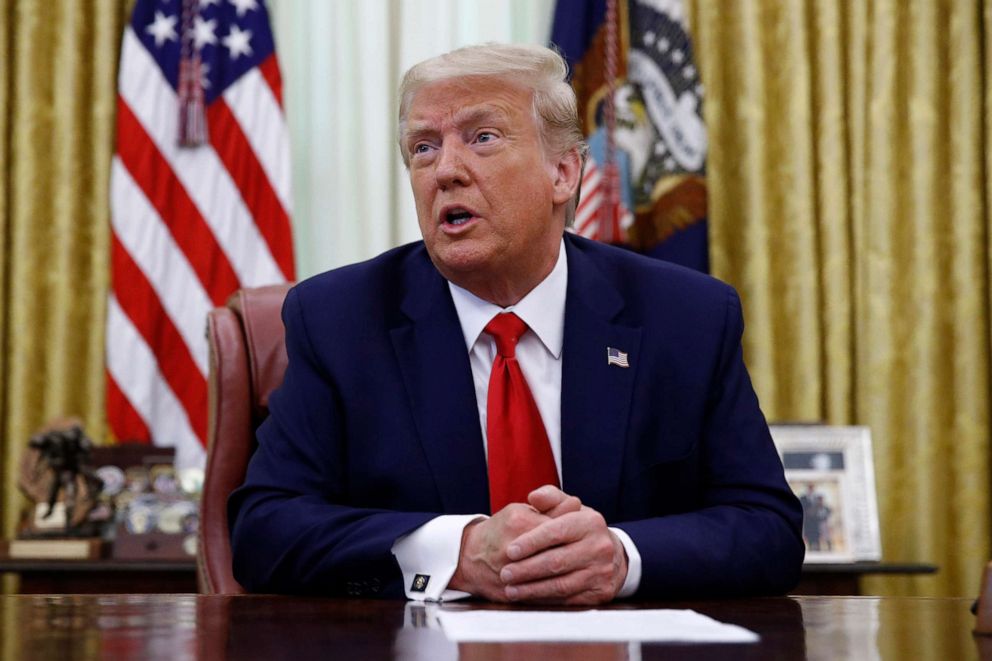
435, 609, 759, 643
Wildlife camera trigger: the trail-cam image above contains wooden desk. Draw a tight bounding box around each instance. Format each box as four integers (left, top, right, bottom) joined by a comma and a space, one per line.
1, 559, 933, 596
0, 594, 983, 660
0, 559, 937, 596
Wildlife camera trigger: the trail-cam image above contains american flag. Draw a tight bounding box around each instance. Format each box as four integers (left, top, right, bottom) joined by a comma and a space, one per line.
606, 347, 629, 368
107, 0, 294, 469
574, 152, 634, 241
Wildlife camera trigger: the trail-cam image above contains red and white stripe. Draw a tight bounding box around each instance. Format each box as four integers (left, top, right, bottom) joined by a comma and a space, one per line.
108, 26, 294, 470
574, 154, 633, 242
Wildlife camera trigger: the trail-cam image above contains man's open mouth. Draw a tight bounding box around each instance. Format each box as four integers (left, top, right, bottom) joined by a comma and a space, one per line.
443, 207, 475, 226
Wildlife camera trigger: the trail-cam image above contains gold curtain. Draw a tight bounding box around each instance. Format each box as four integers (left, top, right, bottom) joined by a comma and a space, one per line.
688, 0, 991, 597
0, 1, 128, 559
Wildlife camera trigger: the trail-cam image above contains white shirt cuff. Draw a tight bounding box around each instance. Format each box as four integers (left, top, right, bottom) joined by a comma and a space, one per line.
610, 527, 642, 598
391, 514, 486, 601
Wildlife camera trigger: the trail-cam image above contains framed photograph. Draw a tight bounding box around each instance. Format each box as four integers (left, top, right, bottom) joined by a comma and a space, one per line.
769, 425, 882, 563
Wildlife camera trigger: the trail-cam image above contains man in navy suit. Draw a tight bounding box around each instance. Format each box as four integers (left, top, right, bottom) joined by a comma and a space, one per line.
229, 43, 804, 603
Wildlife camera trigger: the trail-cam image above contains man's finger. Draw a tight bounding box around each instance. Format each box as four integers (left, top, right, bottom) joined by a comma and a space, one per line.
528, 485, 582, 518
504, 570, 585, 601
503, 567, 611, 603
500, 544, 581, 585
506, 511, 584, 561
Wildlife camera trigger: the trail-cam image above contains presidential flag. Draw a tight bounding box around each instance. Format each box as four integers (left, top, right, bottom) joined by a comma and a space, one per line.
107, 0, 294, 469
552, 0, 709, 272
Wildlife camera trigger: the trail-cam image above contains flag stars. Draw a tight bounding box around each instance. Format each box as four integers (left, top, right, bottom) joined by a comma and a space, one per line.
671, 49, 685, 65
192, 16, 218, 50
222, 24, 253, 59
146, 10, 178, 47
658, 37, 670, 52
200, 0, 221, 7
229, 0, 259, 17
643, 31, 656, 46
682, 64, 696, 79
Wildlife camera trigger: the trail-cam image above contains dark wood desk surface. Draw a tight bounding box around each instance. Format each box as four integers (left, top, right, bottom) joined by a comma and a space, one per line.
0, 558, 937, 595
0, 594, 984, 660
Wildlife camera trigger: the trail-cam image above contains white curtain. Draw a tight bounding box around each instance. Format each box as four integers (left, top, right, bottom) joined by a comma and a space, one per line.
270, 0, 557, 279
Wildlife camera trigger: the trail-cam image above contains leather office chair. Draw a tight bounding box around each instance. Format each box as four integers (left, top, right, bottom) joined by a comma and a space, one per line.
198, 283, 292, 594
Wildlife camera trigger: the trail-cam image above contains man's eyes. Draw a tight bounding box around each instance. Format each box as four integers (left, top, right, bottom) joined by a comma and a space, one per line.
409, 131, 498, 156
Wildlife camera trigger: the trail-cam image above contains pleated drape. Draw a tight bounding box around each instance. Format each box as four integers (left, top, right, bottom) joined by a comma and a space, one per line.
689, 0, 991, 597
0, 2, 128, 568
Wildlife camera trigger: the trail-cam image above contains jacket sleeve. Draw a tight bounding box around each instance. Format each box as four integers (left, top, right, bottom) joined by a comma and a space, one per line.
228, 286, 436, 597
614, 289, 806, 598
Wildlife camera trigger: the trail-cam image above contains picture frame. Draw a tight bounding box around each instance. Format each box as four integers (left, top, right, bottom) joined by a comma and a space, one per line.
769, 425, 882, 563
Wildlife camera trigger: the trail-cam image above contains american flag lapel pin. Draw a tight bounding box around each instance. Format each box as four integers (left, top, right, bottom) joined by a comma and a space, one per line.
607, 347, 629, 368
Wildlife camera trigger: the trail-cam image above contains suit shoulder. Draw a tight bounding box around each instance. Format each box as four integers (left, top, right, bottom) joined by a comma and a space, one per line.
285, 241, 431, 329
291, 242, 427, 304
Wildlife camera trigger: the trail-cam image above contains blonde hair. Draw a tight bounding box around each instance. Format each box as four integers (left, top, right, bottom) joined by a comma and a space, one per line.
398, 43, 586, 167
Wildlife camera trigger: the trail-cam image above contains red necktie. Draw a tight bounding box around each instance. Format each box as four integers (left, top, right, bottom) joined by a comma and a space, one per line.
484, 312, 559, 512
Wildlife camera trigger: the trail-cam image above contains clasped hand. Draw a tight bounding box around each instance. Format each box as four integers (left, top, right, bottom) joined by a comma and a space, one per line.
448, 486, 628, 605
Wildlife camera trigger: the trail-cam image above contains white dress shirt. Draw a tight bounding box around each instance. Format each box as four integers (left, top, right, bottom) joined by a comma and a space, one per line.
392, 240, 642, 601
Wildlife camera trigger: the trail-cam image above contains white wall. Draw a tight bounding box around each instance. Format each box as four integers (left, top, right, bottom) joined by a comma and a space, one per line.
269, 0, 557, 279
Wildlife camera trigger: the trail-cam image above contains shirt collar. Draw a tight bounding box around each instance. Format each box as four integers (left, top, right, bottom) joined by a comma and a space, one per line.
448, 238, 567, 359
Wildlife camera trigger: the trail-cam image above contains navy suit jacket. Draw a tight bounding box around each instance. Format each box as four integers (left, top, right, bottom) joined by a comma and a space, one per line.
229, 233, 804, 598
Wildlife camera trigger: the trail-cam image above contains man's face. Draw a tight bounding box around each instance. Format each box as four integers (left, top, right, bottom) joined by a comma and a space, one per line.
403, 76, 576, 304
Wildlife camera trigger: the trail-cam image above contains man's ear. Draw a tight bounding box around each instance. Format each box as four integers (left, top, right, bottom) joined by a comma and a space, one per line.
551, 147, 582, 205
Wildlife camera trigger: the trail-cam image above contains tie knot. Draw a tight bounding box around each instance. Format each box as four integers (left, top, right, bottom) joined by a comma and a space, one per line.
484, 312, 528, 358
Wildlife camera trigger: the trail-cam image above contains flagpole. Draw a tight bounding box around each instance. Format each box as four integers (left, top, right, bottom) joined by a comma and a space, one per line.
600, 0, 622, 244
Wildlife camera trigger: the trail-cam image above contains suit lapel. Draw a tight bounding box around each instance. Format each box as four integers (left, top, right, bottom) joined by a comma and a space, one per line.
389, 250, 490, 514
560, 238, 641, 522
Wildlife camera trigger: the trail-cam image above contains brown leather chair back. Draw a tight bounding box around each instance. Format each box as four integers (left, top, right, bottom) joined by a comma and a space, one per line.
198, 283, 292, 594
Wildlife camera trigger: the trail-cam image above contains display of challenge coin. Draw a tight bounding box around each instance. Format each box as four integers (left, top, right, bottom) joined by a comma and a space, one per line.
183, 534, 198, 557
157, 500, 197, 535
124, 500, 157, 535
178, 467, 204, 496
150, 465, 178, 495
95, 465, 126, 497
114, 489, 136, 512
124, 466, 150, 493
